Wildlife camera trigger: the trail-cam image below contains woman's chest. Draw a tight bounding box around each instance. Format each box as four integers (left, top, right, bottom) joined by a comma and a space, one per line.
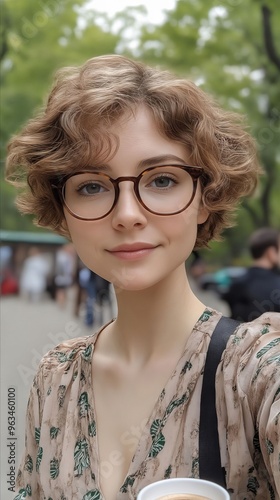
91, 359, 183, 499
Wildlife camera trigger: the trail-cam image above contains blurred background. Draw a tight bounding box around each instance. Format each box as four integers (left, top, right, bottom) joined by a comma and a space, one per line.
1, 0, 279, 263
0, 0, 279, 496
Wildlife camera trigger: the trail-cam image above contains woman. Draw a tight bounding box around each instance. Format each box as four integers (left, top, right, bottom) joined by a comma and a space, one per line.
6, 55, 279, 499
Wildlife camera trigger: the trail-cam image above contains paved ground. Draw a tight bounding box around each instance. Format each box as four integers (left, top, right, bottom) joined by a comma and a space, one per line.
0, 285, 229, 499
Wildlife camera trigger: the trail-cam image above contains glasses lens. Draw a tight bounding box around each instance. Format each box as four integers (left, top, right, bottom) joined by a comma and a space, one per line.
63, 172, 115, 219
139, 166, 195, 214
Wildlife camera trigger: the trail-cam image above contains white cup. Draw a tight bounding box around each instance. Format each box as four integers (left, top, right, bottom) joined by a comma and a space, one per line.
137, 478, 230, 500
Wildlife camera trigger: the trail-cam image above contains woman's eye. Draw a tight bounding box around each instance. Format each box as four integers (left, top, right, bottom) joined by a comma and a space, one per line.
78, 182, 106, 195
150, 176, 176, 189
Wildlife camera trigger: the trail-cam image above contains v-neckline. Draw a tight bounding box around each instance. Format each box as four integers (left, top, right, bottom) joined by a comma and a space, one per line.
87, 307, 214, 496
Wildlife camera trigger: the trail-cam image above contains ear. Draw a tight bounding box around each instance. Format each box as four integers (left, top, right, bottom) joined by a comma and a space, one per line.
197, 203, 209, 225
266, 245, 278, 264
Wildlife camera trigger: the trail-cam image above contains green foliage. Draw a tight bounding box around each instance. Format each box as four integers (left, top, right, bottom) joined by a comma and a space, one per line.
0, 0, 122, 231
0, 0, 121, 143
1, 0, 279, 261
134, 0, 280, 258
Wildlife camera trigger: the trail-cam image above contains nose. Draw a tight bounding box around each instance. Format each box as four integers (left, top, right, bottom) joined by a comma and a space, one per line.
111, 181, 148, 230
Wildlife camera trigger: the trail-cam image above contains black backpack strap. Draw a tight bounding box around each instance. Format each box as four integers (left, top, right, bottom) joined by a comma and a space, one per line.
199, 316, 240, 486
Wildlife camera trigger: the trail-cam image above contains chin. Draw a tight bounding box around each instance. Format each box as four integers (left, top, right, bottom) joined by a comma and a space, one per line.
110, 272, 161, 293
112, 280, 154, 293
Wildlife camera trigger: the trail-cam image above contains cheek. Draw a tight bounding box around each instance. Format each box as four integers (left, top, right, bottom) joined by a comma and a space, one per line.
161, 207, 199, 248
64, 216, 100, 259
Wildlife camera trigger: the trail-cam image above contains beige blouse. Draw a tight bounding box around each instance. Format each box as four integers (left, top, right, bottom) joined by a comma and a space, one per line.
14, 308, 280, 500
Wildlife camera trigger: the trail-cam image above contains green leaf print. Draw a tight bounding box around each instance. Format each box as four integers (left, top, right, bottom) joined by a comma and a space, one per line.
14, 490, 26, 500
165, 393, 187, 417
253, 430, 261, 453
232, 335, 242, 346
35, 427, 41, 444
36, 447, 43, 472
24, 454, 33, 473
82, 489, 101, 500
181, 360, 192, 374
247, 476, 260, 495
82, 344, 92, 361
268, 480, 276, 500
120, 474, 137, 492
150, 419, 162, 438
266, 439, 274, 455
57, 385, 66, 408
199, 310, 213, 322
252, 354, 280, 382
164, 465, 172, 478
88, 420, 96, 437
14, 486, 32, 499
148, 431, 165, 457
56, 349, 77, 363
261, 324, 270, 335
50, 458, 60, 479
74, 438, 91, 476
256, 338, 280, 358
191, 457, 199, 476
50, 426, 60, 439
273, 387, 280, 404
252, 367, 261, 383
78, 392, 90, 417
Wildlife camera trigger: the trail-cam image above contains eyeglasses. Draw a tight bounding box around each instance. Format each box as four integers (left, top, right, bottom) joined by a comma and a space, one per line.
58, 164, 204, 221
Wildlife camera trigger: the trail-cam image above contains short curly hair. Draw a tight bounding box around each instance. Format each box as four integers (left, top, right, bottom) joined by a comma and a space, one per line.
6, 54, 262, 247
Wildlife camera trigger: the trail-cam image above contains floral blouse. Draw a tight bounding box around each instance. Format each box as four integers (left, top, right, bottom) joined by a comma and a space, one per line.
14, 308, 280, 500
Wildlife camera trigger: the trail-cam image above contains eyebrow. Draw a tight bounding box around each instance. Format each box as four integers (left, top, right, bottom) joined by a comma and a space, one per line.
89, 154, 188, 172
138, 155, 187, 168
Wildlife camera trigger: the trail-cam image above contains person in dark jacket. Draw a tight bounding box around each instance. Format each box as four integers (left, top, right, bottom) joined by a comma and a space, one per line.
223, 227, 280, 321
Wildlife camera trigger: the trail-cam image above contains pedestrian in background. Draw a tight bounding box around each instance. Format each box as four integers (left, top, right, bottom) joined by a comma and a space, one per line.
54, 243, 76, 307
223, 227, 280, 321
78, 266, 97, 327
19, 246, 50, 302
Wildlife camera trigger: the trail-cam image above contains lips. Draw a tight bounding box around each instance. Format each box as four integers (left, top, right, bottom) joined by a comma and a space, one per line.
107, 242, 158, 260
109, 243, 156, 252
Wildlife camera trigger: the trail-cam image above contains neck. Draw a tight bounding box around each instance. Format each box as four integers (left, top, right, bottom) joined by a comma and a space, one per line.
104, 265, 206, 362
252, 257, 273, 269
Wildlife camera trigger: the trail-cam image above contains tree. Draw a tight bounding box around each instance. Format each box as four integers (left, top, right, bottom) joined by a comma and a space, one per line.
132, 0, 280, 256
0, 0, 122, 231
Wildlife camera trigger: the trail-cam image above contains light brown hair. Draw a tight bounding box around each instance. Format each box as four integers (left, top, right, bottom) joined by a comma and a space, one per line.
6, 54, 262, 247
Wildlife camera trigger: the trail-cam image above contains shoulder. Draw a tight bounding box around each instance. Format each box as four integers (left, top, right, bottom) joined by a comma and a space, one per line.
39, 333, 96, 371
232, 309, 279, 336
221, 312, 280, 391
32, 333, 97, 395
224, 312, 280, 359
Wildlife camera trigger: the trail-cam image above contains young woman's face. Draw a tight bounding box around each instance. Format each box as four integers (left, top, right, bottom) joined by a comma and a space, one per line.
64, 106, 208, 290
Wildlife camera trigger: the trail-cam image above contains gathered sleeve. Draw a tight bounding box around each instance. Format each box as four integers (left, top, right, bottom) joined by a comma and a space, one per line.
14, 367, 44, 500
13, 333, 94, 500
216, 313, 280, 498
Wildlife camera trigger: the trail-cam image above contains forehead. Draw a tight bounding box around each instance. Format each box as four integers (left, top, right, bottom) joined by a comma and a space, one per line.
58, 105, 190, 178
102, 106, 190, 169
